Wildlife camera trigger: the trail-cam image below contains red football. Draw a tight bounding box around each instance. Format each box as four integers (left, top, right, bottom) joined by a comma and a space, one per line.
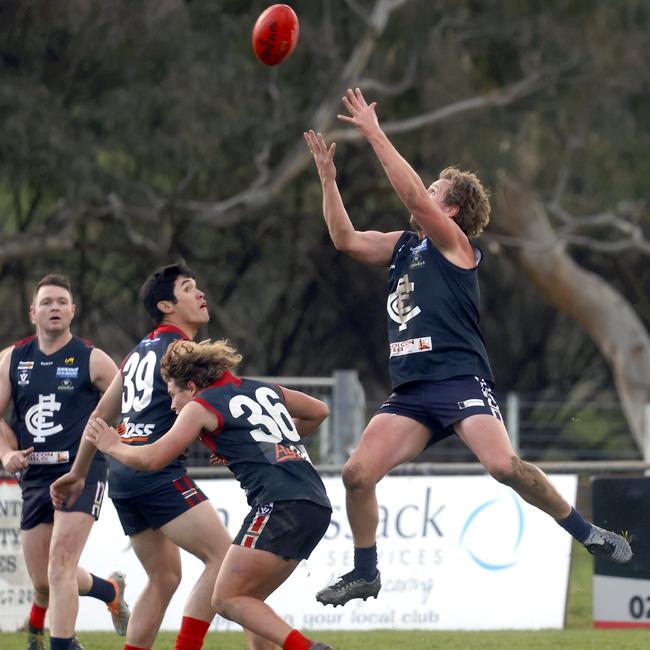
252, 4, 299, 66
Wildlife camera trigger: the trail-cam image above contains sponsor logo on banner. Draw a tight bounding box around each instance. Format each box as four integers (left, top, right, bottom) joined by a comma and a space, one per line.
459, 492, 525, 570
390, 337, 432, 357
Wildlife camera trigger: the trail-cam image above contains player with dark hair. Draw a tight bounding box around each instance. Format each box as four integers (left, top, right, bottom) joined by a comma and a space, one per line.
304, 88, 632, 607
0, 274, 128, 650
83, 338, 335, 650
51, 264, 271, 650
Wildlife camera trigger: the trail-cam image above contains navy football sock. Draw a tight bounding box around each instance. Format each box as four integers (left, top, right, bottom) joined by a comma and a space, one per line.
354, 544, 378, 581
85, 573, 117, 603
557, 507, 592, 543
50, 637, 73, 650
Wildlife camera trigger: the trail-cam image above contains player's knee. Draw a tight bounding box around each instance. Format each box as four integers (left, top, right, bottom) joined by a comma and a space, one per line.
342, 460, 375, 493
150, 566, 182, 597
211, 591, 229, 618
31, 579, 49, 595
484, 456, 518, 486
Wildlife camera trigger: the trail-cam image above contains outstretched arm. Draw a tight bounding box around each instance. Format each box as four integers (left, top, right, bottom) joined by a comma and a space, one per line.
338, 88, 471, 262
304, 129, 402, 266
85, 401, 211, 472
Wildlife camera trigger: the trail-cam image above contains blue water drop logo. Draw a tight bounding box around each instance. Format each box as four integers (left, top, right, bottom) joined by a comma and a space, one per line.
459, 492, 525, 571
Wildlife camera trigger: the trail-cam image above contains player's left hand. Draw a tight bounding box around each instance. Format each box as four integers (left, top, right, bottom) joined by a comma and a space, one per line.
85, 417, 120, 454
337, 87, 380, 137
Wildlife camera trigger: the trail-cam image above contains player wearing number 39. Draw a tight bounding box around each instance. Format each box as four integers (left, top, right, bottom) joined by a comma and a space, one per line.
51, 264, 270, 650
84, 338, 335, 650
0, 274, 127, 650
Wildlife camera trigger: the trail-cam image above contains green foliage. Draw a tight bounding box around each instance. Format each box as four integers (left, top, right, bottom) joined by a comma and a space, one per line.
0, 0, 648, 432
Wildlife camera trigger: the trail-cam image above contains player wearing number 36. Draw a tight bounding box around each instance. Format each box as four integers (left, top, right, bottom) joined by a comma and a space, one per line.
84, 338, 335, 650
50, 264, 271, 650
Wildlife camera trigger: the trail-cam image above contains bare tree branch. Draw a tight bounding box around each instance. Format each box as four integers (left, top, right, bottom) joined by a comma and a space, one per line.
357, 53, 417, 96
180, 68, 552, 227
496, 173, 650, 450
179, 0, 411, 226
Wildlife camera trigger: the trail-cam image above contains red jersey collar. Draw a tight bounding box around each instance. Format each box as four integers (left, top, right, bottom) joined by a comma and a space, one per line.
149, 324, 190, 340
206, 370, 242, 388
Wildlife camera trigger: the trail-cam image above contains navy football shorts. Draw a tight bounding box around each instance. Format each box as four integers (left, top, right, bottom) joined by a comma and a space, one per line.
112, 474, 208, 536
234, 500, 331, 561
21, 461, 107, 530
377, 375, 503, 446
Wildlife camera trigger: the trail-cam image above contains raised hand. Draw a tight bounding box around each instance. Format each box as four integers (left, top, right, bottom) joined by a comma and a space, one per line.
304, 130, 337, 184
337, 87, 380, 139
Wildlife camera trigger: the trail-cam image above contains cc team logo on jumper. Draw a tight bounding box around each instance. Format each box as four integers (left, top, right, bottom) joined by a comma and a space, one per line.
387, 273, 421, 331
25, 394, 63, 443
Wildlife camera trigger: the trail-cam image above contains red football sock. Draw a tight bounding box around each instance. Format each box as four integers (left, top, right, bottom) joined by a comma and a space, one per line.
174, 616, 211, 650
283, 629, 312, 650
29, 603, 47, 630
124, 645, 149, 650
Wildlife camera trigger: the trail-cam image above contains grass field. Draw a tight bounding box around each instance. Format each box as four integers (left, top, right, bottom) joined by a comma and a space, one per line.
2, 542, 645, 649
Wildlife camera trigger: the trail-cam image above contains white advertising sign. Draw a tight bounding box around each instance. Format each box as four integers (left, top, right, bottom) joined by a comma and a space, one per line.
0, 479, 33, 631
593, 575, 650, 628
76, 474, 577, 631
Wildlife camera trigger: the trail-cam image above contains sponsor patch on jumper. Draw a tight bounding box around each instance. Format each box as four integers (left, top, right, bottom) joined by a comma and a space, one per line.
409, 252, 425, 269
458, 399, 485, 409
18, 361, 34, 370
389, 336, 432, 357
56, 366, 78, 378
27, 451, 70, 465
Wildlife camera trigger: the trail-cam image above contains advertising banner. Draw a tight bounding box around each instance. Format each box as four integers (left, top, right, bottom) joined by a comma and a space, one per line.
592, 476, 650, 628
0, 479, 33, 632
75, 474, 577, 631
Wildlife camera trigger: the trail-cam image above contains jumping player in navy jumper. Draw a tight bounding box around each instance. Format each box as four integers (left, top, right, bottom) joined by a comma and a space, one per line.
50, 264, 269, 650
304, 88, 632, 607
0, 274, 128, 650
84, 339, 335, 650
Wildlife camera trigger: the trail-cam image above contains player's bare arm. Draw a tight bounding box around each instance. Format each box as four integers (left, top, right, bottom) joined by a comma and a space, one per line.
50, 370, 124, 509
89, 347, 119, 394
280, 386, 329, 437
0, 347, 33, 472
338, 88, 474, 266
86, 400, 210, 472
0, 419, 18, 451
305, 129, 402, 266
